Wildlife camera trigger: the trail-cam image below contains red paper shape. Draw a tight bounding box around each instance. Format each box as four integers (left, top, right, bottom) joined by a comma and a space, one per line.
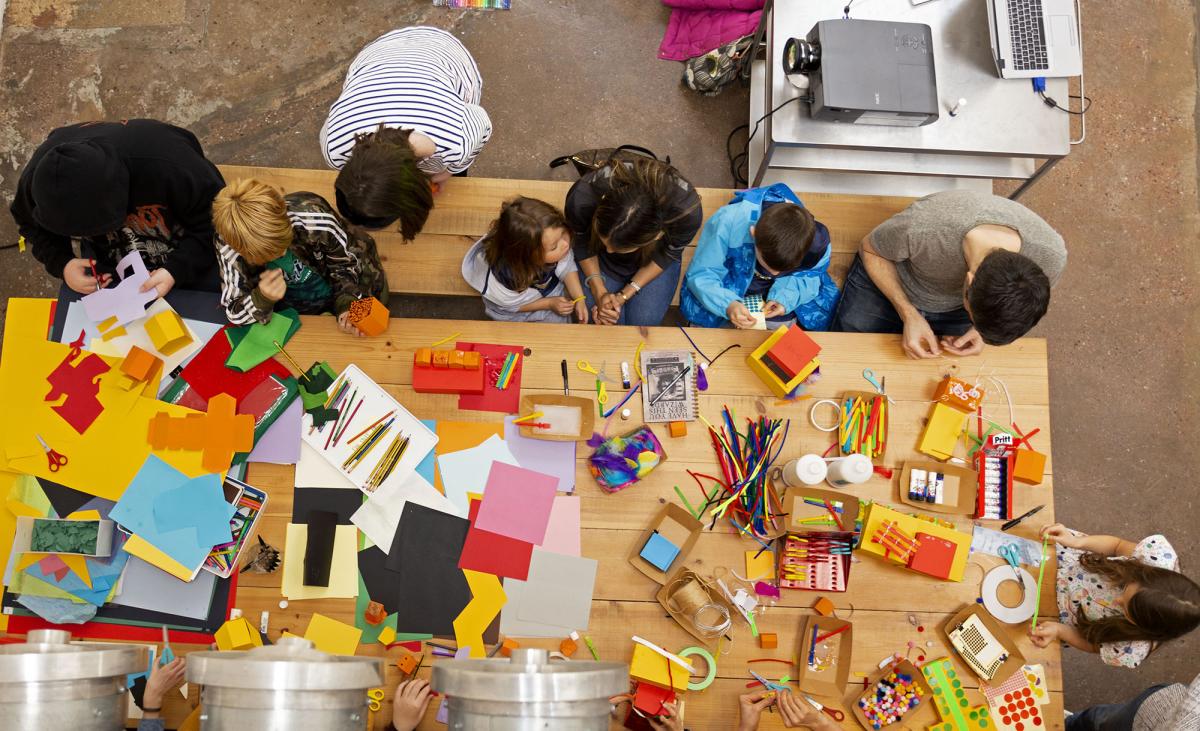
457, 499, 535, 580
908, 533, 957, 580
44, 331, 110, 434
177, 325, 291, 402
633, 682, 676, 716
456, 342, 523, 414
38, 554, 71, 582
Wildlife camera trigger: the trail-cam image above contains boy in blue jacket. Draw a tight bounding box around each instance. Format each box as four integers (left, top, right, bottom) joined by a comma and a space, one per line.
681, 183, 839, 330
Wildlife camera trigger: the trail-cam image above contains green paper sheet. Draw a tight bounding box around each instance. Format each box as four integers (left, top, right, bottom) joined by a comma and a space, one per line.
355, 573, 398, 644
225, 309, 301, 372
10, 475, 53, 517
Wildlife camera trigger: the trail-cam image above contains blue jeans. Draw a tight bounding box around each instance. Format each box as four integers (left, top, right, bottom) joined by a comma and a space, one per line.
1066, 684, 1170, 731
585, 260, 681, 327
830, 255, 972, 337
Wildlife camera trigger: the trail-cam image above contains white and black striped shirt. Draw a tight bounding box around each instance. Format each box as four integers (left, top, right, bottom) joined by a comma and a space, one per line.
320, 27, 492, 175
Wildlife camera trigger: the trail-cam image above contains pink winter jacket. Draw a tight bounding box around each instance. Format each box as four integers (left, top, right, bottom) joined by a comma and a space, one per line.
658, 0, 765, 62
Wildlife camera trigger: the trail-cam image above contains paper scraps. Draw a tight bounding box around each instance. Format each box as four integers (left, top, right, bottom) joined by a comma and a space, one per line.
80, 250, 158, 330
436, 434, 517, 516
452, 570, 506, 658
44, 332, 110, 434
147, 393, 254, 473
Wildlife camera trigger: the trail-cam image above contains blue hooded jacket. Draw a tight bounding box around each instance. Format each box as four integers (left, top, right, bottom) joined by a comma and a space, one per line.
681, 183, 840, 330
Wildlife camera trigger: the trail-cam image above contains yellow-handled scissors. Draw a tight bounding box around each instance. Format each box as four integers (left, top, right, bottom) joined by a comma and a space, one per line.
366, 687, 385, 712
576, 360, 609, 405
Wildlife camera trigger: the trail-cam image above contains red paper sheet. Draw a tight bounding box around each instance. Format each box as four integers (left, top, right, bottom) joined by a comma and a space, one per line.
909, 533, 957, 580
177, 325, 291, 402
456, 342, 523, 414
457, 499, 534, 580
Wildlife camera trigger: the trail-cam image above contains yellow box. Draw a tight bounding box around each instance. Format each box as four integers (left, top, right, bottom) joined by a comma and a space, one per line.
918, 402, 968, 460
630, 643, 689, 692
144, 310, 191, 356
214, 617, 262, 651
745, 332, 820, 398
858, 502, 971, 582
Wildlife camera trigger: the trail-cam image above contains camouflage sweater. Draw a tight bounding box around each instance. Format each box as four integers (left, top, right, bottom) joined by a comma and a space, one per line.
217, 192, 388, 325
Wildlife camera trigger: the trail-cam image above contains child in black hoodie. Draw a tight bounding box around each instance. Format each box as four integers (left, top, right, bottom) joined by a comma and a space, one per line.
11, 119, 225, 296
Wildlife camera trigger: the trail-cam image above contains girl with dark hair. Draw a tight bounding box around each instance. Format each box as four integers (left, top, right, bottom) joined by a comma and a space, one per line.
461, 197, 587, 323
320, 27, 491, 239
1030, 523, 1200, 668
566, 158, 702, 326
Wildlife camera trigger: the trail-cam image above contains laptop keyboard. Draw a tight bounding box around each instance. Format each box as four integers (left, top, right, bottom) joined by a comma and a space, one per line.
1007, 0, 1048, 71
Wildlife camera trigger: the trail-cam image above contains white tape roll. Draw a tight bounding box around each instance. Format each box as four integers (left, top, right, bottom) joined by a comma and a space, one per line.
981, 565, 1038, 624
809, 399, 842, 432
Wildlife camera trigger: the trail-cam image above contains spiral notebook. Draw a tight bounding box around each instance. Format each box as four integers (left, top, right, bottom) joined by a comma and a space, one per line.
640, 350, 697, 423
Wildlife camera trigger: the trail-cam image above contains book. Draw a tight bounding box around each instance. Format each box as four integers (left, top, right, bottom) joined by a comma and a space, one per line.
640, 350, 697, 423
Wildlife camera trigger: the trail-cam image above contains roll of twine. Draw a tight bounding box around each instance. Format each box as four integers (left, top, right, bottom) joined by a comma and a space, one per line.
668, 577, 732, 638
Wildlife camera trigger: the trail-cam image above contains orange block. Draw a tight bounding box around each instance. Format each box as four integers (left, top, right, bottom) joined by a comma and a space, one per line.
347, 296, 389, 336
448, 350, 466, 369
146, 393, 254, 473
759, 633, 778, 649
364, 600, 387, 625
397, 652, 418, 675
668, 421, 687, 438
432, 351, 450, 368
1012, 449, 1046, 485
500, 638, 519, 657
414, 348, 433, 367
463, 352, 482, 370
813, 597, 836, 617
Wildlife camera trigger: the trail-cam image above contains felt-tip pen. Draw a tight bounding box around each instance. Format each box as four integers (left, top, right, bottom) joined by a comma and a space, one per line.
561, 359, 569, 395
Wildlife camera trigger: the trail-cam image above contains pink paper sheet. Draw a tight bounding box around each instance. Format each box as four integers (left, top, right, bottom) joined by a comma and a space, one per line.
473, 462, 557, 545
538, 495, 580, 557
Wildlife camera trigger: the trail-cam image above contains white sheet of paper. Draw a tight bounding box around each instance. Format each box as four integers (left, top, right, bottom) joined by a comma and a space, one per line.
969, 525, 1043, 567
295, 441, 357, 489
350, 470, 461, 550
436, 435, 518, 516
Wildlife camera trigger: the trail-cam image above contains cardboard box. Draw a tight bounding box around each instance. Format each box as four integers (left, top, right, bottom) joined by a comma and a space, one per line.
918, 402, 968, 461
347, 296, 389, 336
629, 504, 702, 584
838, 390, 890, 461
859, 503, 971, 582
851, 658, 933, 731
941, 604, 1026, 684
630, 643, 689, 692
1012, 448, 1046, 485
898, 461, 979, 514
794, 614, 852, 699
933, 376, 985, 413
785, 487, 860, 534
518, 395, 595, 442
746, 325, 821, 398
655, 567, 737, 648
18, 516, 114, 557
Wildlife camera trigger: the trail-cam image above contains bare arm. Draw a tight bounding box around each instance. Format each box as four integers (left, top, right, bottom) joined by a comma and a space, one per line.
1043, 524, 1138, 557
1057, 623, 1100, 653
860, 236, 940, 358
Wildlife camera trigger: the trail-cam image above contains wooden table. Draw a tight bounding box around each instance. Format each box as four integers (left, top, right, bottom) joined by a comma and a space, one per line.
164, 317, 1063, 730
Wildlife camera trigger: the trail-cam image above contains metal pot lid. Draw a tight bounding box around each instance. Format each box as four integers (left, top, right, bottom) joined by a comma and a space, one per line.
186, 636, 385, 691
0, 629, 148, 683
432, 649, 628, 701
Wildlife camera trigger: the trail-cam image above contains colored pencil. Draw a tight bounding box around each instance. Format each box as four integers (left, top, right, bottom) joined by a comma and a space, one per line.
332, 395, 363, 448
347, 411, 395, 444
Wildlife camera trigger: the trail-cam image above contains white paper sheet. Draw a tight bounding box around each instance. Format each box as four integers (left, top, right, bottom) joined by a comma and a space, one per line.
350, 471, 461, 550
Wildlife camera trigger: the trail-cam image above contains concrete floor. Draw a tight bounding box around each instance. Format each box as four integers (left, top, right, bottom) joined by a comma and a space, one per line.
0, 0, 1196, 713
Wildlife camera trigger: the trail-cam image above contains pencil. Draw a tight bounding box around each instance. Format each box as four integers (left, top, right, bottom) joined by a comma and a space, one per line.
325, 387, 354, 450
344, 423, 390, 471
333, 395, 363, 447
348, 411, 395, 444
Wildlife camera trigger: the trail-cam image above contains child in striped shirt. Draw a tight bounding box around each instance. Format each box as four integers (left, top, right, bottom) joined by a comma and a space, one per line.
212, 179, 388, 335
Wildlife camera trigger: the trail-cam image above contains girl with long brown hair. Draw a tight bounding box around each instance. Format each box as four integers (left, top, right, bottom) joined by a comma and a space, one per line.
461, 197, 587, 323
1030, 523, 1199, 668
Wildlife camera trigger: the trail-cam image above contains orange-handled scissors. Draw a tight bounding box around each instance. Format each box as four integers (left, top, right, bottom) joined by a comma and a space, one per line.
35, 434, 67, 472
802, 693, 845, 722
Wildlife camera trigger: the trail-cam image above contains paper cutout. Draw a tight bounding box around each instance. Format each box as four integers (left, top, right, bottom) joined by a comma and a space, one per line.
118, 346, 163, 392
153, 477, 239, 547
67, 300, 211, 392
458, 498, 535, 580
37, 555, 70, 582
389, 503, 472, 635
357, 546, 402, 616
281, 523, 359, 600
453, 570, 507, 658
503, 416, 576, 494
641, 533, 681, 573
437, 435, 518, 516
744, 548, 775, 581
44, 332, 111, 434
225, 310, 299, 372
215, 617, 262, 651
122, 535, 194, 581
351, 470, 459, 550
432, 421, 505, 491
456, 342, 523, 414
474, 462, 558, 545
515, 548, 597, 631
304, 613, 361, 656
147, 393, 254, 473
176, 324, 292, 402
539, 495, 581, 557
248, 399, 302, 464
80, 251, 158, 329
498, 577, 575, 638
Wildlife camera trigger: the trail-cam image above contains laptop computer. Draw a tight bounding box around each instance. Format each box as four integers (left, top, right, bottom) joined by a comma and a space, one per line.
986, 0, 1082, 78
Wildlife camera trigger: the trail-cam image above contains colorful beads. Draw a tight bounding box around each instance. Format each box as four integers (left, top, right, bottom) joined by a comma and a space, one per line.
858, 671, 924, 728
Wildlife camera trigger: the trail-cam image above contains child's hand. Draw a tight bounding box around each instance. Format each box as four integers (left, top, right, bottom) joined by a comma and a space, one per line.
647, 701, 683, 730
337, 311, 365, 337
257, 268, 287, 303
1041, 523, 1080, 549
762, 301, 787, 319
727, 301, 756, 328
140, 268, 177, 298
776, 691, 830, 729
391, 678, 432, 731
545, 296, 575, 317
1028, 621, 1062, 648
596, 294, 623, 325
63, 258, 111, 293
574, 299, 589, 324
737, 692, 777, 731
144, 657, 186, 712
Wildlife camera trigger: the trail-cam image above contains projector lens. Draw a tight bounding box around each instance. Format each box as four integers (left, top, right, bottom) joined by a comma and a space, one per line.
782, 37, 821, 74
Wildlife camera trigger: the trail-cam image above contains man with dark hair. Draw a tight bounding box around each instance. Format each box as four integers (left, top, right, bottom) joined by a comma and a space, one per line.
830, 190, 1066, 357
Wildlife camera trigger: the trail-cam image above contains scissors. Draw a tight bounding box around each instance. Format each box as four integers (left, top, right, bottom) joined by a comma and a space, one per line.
998, 544, 1027, 592
366, 687, 385, 712
862, 369, 896, 404
802, 693, 846, 722
749, 669, 790, 694
576, 360, 609, 405
35, 434, 67, 472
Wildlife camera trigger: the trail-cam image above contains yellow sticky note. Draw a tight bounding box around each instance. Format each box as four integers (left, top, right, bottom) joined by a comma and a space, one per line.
630, 643, 688, 692
378, 626, 397, 646
745, 549, 775, 581
281, 524, 359, 600
452, 570, 506, 658
304, 613, 362, 656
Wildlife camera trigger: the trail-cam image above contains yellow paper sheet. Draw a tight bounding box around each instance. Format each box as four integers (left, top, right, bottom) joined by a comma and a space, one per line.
304, 613, 362, 655
281, 523, 359, 600
0, 299, 211, 501
123, 535, 196, 581
858, 502, 971, 582
453, 570, 506, 658
66, 510, 102, 521
432, 421, 504, 492
0, 471, 26, 630
744, 549, 775, 582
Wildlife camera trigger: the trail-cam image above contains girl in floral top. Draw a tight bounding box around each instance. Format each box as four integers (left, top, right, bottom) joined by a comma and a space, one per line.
1029, 523, 1200, 668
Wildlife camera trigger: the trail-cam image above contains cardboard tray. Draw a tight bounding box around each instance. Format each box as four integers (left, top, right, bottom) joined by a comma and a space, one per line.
838, 390, 890, 462
518, 394, 595, 441
785, 487, 861, 534
18, 517, 114, 557
941, 604, 1026, 684
851, 658, 933, 730
656, 567, 737, 649
628, 503, 702, 584
795, 614, 853, 699
897, 461, 979, 514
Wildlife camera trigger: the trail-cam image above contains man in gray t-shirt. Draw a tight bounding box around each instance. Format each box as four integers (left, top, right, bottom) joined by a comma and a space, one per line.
830, 190, 1067, 358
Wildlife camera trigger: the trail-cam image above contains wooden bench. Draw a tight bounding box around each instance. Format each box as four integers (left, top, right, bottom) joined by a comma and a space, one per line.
218, 165, 914, 304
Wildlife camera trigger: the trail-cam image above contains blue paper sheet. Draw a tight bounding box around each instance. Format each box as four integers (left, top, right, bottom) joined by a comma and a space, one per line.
416, 419, 437, 484
153, 475, 236, 546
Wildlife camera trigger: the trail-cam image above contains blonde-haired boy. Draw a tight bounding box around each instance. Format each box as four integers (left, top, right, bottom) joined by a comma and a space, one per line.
213, 179, 388, 335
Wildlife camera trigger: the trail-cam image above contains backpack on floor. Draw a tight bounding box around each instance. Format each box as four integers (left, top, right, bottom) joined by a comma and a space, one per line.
548, 145, 669, 178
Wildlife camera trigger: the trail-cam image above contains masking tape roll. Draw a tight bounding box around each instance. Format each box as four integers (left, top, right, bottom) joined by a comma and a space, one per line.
679, 646, 717, 691
981, 565, 1038, 624
809, 399, 842, 432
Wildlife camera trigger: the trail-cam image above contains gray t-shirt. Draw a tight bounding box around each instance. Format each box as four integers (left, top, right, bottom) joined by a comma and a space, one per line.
868, 191, 1067, 313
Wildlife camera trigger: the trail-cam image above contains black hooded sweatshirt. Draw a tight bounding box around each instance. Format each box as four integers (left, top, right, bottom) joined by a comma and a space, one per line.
11, 119, 225, 288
